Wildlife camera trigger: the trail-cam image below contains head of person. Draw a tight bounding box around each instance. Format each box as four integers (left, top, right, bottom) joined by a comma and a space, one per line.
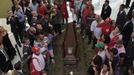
119, 4, 125, 11
93, 55, 102, 66
95, 43, 105, 51
31, 11, 37, 17
44, 14, 49, 20
13, 0, 19, 5
22, 37, 30, 45
0, 26, 7, 37
53, 4, 58, 9
32, 46, 40, 55
105, 18, 112, 25
32, 0, 37, 4
85, 1, 91, 8
8, 10, 13, 17
101, 34, 111, 44
113, 25, 122, 34
111, 48, 118, 56
102, 62, 109, 72
29, 26, 36, 34
36, 24, 43, 30
95, 15, 102, 22
35, 33, 44, 42
14, 61, 22, 70
15, 4, 20, 11
115, 40, 123, 48
119, 53, 126, 64
104, 0, 109, 6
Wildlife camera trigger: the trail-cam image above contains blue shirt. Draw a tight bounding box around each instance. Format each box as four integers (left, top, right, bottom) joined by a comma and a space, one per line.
14, 7, 25, 22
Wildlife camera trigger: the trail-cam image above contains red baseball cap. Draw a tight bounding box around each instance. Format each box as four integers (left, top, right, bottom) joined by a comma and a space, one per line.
32, 46, 40, 53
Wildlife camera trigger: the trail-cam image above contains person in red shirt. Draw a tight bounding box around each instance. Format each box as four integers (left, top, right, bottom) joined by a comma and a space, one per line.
37, 2, 46, 16
98, 18, 113, 35
81, 1, 92, 35
61, 0, 69, 25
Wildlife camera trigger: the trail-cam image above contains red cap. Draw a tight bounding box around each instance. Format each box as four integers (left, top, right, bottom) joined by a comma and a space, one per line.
105, 18, 112, 23
32, 46, 40, 53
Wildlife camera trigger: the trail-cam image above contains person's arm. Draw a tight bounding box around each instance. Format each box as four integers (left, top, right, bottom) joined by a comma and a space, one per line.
93, 67, 98, 75
109, 61, 113, 75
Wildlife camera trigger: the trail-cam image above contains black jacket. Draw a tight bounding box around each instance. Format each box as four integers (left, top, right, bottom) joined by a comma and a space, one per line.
126, 39, 134, 58
115, 10, 126, 27
101, 5, 112, 20
6, 16, 19, 33
127, 1, 134, 20
0, 48, 13, 73
2, 33, 16, 60
121, 21, 133, 47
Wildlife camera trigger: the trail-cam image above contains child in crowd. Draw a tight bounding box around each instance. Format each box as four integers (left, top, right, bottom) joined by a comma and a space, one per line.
14, 61, 24, 75
22, 37, 32, 75
95, 43, 106, 63
35, 24, 44, 34
34, 33, 47, 54
88, 55, 102, 75
111, 48, 120, 75
100, 61, 113, 75
30, 46, 46, 75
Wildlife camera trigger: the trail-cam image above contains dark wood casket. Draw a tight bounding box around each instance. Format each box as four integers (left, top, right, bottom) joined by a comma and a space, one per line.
62, 23, 79, 65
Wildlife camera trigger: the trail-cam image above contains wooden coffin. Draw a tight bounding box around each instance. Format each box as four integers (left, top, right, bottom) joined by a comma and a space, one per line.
62, 23, 78, 65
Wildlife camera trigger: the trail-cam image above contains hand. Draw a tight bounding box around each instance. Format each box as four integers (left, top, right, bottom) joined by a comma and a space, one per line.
93, 67, 97, 71
109, 60, 112, 65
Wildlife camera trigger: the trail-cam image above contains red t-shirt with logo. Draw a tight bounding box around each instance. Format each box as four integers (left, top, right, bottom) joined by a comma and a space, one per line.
98, 23, 112, 35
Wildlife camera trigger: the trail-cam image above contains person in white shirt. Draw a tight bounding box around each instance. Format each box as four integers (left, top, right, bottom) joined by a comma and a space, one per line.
34, 33, 47, 54
31, 46, 46, 75
90, 15, 103, 49
95, 43, 106, 63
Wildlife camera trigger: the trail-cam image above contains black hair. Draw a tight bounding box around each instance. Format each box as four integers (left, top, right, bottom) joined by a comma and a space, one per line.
105, 0, 109, 4
93, 55, 102, 66
116, 25, 123, 32
22, 37, 30, 43
119, 53, 126, 58
120, 4, 126, 9
14, 61, 21, 70
103, 60, 110, 71
111, 48, 118, 55
103, 34, 111, 44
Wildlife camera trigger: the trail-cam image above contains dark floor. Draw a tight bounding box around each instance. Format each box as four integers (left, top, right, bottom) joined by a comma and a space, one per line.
48, 28, 95, 75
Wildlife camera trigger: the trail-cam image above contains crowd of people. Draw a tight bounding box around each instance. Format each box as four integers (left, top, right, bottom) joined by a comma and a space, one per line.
86, 0, 134, 75
0, 0, 134, 75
